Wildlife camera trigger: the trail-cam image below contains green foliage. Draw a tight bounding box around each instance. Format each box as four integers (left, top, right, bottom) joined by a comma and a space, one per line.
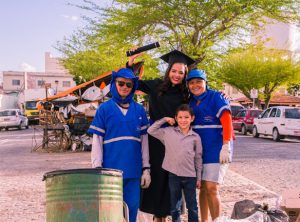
93, 0, 299, 61
218, 46, 300, 107
287, 82, 300, 96
57, 35, 159, 81
57, 0, 300, 83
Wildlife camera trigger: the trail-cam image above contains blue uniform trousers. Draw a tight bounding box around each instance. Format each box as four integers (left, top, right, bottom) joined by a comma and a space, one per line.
123, 178, 140, 222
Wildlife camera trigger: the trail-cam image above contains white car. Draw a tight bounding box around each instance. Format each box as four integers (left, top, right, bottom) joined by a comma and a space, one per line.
252, 106, 300, 141
0, 109, 29, 130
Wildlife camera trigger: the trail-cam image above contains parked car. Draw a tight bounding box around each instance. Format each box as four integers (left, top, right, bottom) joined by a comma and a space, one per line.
233, 109, 263, 135
230, 102, 245, 117
252, 106, 300, 141
0, 109, 29, 130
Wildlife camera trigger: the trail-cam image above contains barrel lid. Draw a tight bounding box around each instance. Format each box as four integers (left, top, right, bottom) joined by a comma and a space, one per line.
43, 168, 123, 181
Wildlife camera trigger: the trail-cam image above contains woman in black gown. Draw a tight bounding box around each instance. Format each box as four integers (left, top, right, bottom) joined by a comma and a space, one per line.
128, 50, 195, 222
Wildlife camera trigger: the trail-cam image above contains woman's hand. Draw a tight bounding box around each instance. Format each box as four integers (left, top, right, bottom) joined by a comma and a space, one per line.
220, 143, 230, 164
164, 117, 176, 126
128, 47, 143, 66
196, 180, 201, 189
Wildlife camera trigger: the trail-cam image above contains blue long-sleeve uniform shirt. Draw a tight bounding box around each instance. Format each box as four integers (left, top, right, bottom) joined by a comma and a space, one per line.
189, 89, 231, 164
88, 99, 149, 178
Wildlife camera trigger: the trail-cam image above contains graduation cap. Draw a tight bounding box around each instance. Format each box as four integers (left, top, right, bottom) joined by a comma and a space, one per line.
160, 50, 195, 66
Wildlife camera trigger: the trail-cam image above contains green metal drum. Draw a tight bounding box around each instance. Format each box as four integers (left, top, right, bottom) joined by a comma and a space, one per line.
43, 168, 123, 222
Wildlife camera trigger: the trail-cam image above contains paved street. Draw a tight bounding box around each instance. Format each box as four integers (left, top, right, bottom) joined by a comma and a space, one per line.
0, 128, 299, 221
231, 133, 300, 194
0, 128, 90, 222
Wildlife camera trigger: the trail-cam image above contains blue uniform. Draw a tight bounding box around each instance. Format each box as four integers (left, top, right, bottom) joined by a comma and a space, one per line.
88, 99, 149, 178
88, 68, 149, 222
88, 99, 149, 222
189, 89, 231, 164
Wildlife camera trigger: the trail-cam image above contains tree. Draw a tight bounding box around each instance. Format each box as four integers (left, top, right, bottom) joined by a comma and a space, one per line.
57, 30, 159, 81
218, 47, 300, 108
287, 82, 300, 96
57, 0, 300, 82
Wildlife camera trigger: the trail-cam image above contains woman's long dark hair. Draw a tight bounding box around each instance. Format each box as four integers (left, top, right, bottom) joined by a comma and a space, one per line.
158, 63, 189, 102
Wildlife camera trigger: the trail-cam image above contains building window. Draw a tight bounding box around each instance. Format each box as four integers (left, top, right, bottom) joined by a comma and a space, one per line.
62, 81, 71, 87
12, 80, 20, 86
37, 80, 45, 86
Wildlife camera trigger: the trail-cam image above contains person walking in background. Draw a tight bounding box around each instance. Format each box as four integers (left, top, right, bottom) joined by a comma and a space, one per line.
128, 50, 195, 222
147, 104, 202, 222
187, 69, 233, 222
88, 68, 151, 222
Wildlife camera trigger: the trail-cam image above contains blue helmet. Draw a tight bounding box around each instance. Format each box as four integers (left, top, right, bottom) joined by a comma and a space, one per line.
186, 69, 207, 81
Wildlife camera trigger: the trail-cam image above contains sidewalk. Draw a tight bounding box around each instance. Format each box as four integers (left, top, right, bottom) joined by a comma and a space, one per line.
221, 169, 278, 216
137, 169, 279, 221
0, 156, 278, 222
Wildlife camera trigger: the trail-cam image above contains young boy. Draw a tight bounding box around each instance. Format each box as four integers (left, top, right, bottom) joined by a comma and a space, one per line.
88, 68, 151, 222
147, 104, 202, 222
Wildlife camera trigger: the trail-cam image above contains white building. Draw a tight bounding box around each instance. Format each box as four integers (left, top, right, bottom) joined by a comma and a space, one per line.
2, 52, 75, 94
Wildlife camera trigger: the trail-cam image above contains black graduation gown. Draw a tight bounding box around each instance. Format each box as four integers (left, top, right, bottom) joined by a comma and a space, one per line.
138, 79, 185, 217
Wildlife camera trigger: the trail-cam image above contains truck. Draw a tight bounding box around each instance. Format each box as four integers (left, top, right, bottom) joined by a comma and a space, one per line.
18, 89, 47, 124
0, 93, 19, 110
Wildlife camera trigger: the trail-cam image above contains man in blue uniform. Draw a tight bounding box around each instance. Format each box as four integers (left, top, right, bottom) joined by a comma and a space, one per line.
88, 68, 151, 222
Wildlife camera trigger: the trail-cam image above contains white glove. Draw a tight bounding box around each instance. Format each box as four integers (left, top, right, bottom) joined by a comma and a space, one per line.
141, 169, 151, 189
219, 144, 230, 164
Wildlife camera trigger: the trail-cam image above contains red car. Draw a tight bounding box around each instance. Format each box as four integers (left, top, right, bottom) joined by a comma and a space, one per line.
233, 109, 263, 135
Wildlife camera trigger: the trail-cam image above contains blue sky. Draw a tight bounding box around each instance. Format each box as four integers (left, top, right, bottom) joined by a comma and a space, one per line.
0, 0, 110, 73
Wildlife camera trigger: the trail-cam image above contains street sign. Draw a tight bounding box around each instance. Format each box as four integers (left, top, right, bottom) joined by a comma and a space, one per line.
250, 89, 258, 98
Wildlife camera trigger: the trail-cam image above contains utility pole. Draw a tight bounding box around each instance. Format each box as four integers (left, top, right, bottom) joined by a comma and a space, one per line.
42, 83, 50, 149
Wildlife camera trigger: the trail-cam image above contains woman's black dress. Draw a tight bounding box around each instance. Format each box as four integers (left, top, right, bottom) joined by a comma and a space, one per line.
138, 79, 185, 217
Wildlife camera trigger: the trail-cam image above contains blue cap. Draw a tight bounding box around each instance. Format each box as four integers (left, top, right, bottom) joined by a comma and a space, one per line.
186, 69, 207, 81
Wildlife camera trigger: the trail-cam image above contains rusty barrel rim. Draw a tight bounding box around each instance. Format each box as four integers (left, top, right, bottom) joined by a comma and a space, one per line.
43, 168, 122, 181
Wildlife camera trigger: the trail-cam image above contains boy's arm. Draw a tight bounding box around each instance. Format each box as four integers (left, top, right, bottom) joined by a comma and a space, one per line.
147, 118, 168, 143
195, 135, 203, 181
91, 134, 103, 168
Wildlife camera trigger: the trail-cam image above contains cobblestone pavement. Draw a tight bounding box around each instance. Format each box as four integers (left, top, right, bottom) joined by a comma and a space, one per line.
137, 169, 278, 222
0, 129, 298, 222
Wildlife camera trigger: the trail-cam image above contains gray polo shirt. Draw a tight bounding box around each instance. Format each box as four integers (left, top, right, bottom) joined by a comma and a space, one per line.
148, 118, 203, 180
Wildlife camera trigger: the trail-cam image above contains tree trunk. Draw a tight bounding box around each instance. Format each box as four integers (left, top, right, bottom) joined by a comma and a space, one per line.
264, 96, 271, 109
255, 98, 262, 109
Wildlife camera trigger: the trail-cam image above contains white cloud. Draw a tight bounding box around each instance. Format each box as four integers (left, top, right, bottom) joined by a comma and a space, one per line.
20, 62, 36, 72
62, 15, 79, 21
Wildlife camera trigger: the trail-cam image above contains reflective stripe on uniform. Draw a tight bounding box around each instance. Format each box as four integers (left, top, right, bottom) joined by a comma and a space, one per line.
104, 136, 141, 144
141, 124, 150, 131
216, 105, 231, 118
192, 125, 222, 129
90, 125, 105, 134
